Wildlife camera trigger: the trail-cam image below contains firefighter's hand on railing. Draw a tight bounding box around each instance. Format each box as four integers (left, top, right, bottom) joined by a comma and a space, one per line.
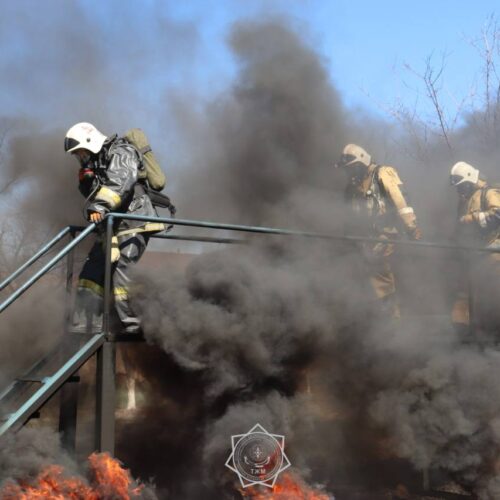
89, 212, 104, 223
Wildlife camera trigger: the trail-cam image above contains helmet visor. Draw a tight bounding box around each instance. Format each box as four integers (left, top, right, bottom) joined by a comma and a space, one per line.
450, 174, 464, 186
64, 137, 80, 152
335, 153, 357, 168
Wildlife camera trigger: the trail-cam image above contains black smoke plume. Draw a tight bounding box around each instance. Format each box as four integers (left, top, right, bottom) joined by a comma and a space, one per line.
131, 18, 500, 499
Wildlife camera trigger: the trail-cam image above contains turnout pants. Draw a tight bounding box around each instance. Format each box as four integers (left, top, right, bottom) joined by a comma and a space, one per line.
452, 252, 500, 337
363, 239, 400, 319
71, 233, 149, 333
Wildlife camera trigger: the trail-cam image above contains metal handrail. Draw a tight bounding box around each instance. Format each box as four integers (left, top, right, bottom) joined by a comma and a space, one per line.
2, 212, 498, 320
154, 233, 246, 244
93, 212, 500, 345
106, 213, 500, 254
0, 223, 96, 314
0, 226, 72, 292
71, 225, 245, 245
0, 333, 105, 435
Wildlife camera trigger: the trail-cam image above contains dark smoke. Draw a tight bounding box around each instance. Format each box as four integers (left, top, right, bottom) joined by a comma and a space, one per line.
130, 18, 389, 496
170, 19, 348, 229
0, 127, 85, 383
0, 427, 79, 484
131, 17, 500, 499
0, 285, 66, 388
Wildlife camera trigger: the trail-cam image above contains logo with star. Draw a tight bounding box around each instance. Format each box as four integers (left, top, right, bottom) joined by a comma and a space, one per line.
225, 423, 291, 488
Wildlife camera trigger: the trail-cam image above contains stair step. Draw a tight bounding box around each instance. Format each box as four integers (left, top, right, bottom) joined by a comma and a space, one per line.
15, 377, 48, 384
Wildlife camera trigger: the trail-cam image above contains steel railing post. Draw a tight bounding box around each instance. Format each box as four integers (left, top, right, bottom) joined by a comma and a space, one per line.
95, 216, 116, 454
64, 228, 76, 324
467, 249, 476, 338
59, 228, 79, 452
95, 341, 116, 454
103, 216, 114, 336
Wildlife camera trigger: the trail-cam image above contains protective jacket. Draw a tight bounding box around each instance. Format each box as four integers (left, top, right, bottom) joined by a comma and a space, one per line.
347, 164, 419, 239
79, 135, 165, 236
452, 181, 500, 331
457, 181, 500, 247
345, 164, 419, 317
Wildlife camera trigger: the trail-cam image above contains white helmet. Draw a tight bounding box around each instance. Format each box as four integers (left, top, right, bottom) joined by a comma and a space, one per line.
450, 161, 480, 187
336, 143, 372, 169
64, 122, 107, 154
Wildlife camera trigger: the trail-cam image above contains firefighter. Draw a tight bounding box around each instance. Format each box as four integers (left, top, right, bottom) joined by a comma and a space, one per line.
335, 144, 422, 318
450, 161, 500, 336
64, 122, 165, 334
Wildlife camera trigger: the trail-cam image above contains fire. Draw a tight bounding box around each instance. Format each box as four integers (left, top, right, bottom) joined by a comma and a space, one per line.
0, 452, 144, 500
88, 452, 143, 498
240, 472, 331, 500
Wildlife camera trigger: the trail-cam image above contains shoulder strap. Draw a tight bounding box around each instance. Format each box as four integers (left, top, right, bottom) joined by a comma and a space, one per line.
114, 136, 144, 168
481, 187, 490, 212
372, 164, 382, 180
372, 165, 386, 196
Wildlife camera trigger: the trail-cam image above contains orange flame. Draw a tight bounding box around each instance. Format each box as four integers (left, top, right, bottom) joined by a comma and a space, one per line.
240, 471, 331, 499
0, 452, 144, 500
88, 452, 143, 498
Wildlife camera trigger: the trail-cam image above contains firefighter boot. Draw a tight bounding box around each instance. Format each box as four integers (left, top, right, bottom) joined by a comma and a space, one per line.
70, 287, 103, 334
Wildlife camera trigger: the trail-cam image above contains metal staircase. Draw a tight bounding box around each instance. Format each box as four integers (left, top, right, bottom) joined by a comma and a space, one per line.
0, 214, 258, 453
0, 332, 105, 435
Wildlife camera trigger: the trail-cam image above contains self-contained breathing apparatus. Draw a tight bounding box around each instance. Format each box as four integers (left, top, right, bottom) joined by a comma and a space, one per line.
349, 165, 393, 235
77, 132, 177, 221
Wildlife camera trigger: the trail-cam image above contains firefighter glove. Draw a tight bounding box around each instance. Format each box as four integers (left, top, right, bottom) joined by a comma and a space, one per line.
89, 211, 104, 223
460, 214, 475, 224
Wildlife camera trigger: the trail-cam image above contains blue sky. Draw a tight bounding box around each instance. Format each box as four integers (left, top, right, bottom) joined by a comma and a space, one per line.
0, 1, 499, 128
158, 0, 500, 117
